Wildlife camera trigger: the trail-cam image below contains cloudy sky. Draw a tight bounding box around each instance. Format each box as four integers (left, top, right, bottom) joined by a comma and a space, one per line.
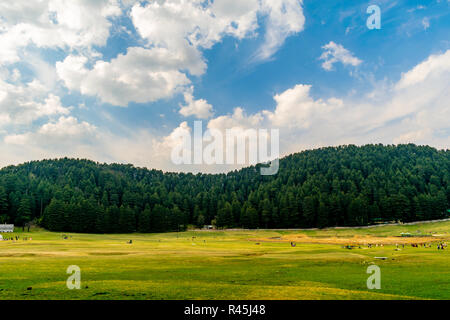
0, 0, 449, 173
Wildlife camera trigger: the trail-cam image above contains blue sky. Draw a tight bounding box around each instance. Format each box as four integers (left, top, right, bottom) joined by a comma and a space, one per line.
0, 0, 449, 172
93, 0, 449, 130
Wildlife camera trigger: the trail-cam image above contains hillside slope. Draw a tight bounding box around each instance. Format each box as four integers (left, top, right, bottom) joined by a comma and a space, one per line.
0, 144, 448, 233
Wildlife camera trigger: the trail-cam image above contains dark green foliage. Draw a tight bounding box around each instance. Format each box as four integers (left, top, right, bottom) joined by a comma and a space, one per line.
0, 144, 448, 233
216, 202, 233, 228
42, 199, 66, 231
138, 206, 152, 233
119, 206, 136, 233
0, 186, 8, 223
16, 197, 32, 229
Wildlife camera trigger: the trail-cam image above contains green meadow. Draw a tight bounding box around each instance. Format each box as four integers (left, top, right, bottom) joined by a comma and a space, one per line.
0, 221, 449, 300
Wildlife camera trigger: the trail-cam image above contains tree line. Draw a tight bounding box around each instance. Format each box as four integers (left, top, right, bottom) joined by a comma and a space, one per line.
0, 144, 448, 233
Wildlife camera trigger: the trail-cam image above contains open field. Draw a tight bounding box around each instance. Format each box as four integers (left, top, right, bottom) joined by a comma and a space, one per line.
0, 221, 449, 300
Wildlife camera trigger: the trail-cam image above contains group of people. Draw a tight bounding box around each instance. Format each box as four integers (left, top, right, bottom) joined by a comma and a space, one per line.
393, 242, 446, 250
363, 242, 446, 250
437, 242, 447, 250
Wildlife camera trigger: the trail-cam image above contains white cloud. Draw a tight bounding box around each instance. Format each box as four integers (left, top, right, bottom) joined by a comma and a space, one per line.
36, 94, 71, 118
1, 115, 100, 166
2, 117, 190, 173
131, 0, 305, 64
0, 0, 125, 133
130, 0, 260, 52
422, 17, 430, 30
205, 84, 344, 135
393, 128, 433, 145
5, 116, 97, 146
3, 45, 448, 173
39, 116, 96, 137
264, 84, 343, 128
253, 0, 305, 61
207, 107, 264, 132
56, 47, 192, 106
319, 41, 362, 71
53, 0, 305, 107
0, 75, 69, 126
179, 88, 213, 119
0, 1, 447, 174
200, 49, 450, 164
396, 50, 450, 90
132, 0, 304, 62
0, 0, 121, 65
3, 115, 99, 166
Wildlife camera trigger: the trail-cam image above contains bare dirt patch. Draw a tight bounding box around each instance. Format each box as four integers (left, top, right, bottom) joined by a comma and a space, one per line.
88, 252, 132, 256
0, 253, 37, 258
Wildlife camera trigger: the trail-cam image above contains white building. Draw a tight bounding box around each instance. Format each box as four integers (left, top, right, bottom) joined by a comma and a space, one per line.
0, 224, 14, 233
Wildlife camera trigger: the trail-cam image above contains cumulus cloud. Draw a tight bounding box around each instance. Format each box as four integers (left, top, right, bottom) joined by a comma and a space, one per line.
131, 0, 261, 51
3, 48, 448, 173
395, 50, 450, 90
52, 0, 305, 107
1, 115, 99, 167
90, 48, 446, 173
0, 76, 69, 126
208, 107, 264, 132
54, 0, 259, 106
1, 118, 192, 173
56, 48, 192, 106
319, 41, 362, 71
179, 89, 214, 119
0, 1, 447, 174
131, 0, 305, 64
132, 0, 304, 62
5, 116, 97, 146
264, 84, 344, 129
195, 49, 450, 164
0, 0, 121, 65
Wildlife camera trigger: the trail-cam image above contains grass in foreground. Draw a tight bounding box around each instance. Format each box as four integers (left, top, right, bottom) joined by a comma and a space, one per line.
0, 221, 449, 300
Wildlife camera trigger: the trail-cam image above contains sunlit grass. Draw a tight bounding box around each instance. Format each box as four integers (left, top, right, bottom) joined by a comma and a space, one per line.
0, 221, 449, 300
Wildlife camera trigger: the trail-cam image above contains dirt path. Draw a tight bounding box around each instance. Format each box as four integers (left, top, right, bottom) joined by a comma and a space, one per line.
250, 234, 445, 245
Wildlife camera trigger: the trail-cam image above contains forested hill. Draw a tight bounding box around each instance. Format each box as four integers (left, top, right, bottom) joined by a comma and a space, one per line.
0, 144, 449, 233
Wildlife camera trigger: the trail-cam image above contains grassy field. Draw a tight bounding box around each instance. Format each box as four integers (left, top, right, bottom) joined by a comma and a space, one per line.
0, 221, 449, 300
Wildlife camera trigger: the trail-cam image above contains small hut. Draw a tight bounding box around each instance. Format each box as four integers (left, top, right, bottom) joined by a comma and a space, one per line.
0, 224, 14, 233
